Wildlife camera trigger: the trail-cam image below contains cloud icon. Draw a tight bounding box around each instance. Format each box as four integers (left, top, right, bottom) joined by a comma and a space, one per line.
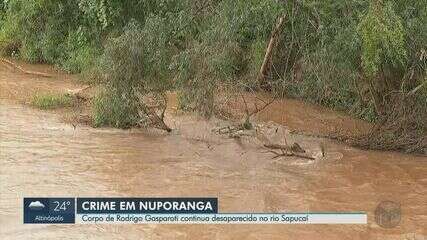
29, 201, 45, 210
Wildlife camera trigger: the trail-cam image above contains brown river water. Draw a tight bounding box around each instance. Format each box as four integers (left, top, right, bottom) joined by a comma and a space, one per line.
0, 61, 426, 239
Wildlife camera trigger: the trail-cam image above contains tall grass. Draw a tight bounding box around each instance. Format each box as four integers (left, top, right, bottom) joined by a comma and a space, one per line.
31, 93, 74, 110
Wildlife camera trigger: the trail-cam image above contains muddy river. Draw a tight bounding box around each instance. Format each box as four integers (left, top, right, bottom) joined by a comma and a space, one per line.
0, 62, 426, 239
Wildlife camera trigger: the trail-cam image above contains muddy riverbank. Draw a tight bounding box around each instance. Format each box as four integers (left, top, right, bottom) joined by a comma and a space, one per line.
0, 61, 426, 239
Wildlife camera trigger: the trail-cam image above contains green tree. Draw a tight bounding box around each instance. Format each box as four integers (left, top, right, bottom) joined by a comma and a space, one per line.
358, 0, 407, 112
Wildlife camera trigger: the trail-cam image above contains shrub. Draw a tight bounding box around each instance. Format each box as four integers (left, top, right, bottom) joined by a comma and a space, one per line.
358, 1, 407, 78
350, 0, 427, 152
202, 0, 284, 79
174, 45, 218, 117
175, 0, 284, 117
92, 88, 139, 128
58, 28, 101, 73
0, 0, 104, 70
31, 93, 74, 110
92, 20, 174, 130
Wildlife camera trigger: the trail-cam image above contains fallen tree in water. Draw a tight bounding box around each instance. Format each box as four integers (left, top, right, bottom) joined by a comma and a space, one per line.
264, 142, 316, 160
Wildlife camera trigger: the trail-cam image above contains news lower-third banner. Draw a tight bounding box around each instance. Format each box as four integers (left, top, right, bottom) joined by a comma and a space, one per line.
23, 198, 367, 224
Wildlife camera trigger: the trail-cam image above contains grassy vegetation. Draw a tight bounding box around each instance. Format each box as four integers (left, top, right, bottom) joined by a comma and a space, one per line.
30, 93, 73, 110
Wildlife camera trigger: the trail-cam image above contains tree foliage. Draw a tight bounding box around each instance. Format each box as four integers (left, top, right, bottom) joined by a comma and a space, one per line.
358, 0, 407, 77
0, 0, 426, 141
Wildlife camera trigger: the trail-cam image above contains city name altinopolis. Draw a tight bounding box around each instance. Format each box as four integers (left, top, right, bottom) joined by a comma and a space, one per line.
82, 200, 213, 212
